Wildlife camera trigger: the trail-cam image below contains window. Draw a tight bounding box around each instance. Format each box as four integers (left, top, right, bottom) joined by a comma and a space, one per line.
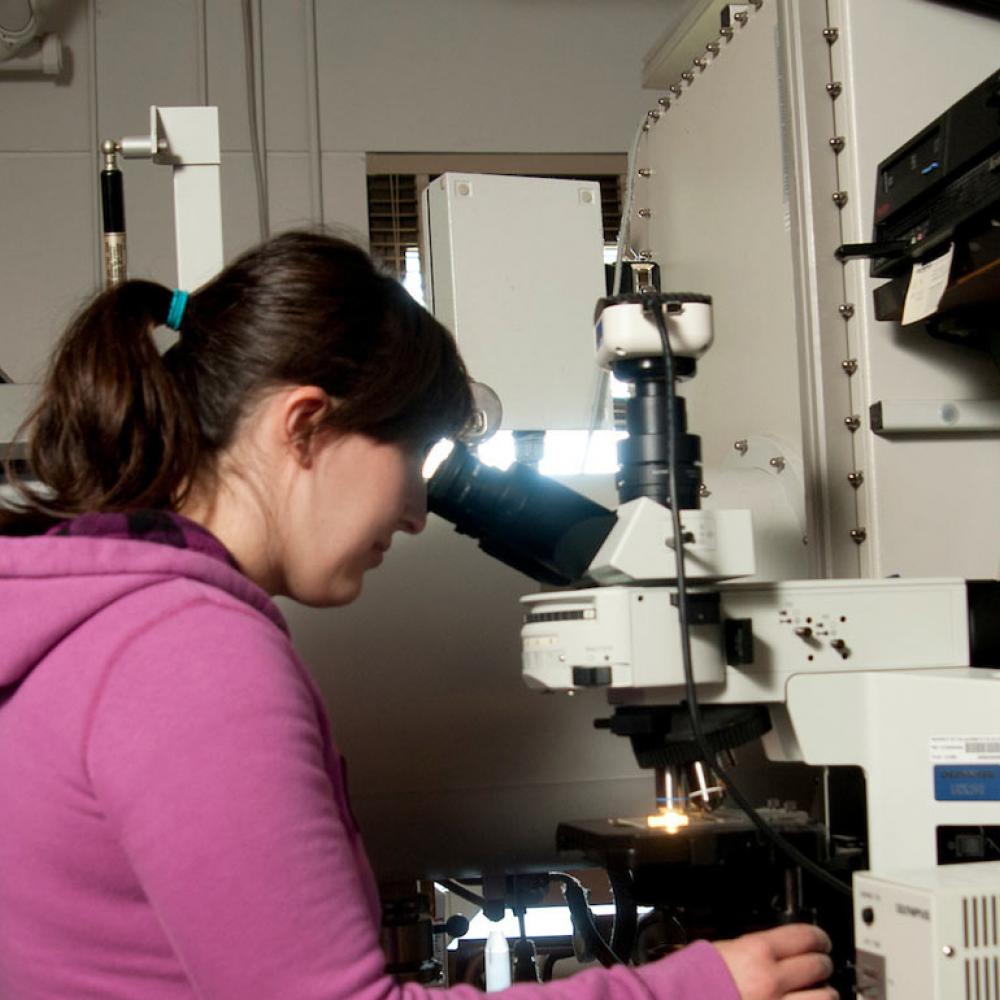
366, 153, 626, 296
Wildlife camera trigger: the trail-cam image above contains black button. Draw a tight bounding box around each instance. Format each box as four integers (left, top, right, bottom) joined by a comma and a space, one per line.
862, 906, 875, 925
572, 666, 612, 688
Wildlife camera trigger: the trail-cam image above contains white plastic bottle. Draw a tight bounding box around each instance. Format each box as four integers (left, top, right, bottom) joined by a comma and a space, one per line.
484, 924, 512, 992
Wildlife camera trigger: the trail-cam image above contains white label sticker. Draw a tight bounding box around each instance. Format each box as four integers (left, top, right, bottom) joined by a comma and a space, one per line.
901, 243, 954, 325
930, 735, 1000, 763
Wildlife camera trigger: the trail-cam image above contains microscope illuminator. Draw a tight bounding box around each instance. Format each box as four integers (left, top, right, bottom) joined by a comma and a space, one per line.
853, 863, 1000, 999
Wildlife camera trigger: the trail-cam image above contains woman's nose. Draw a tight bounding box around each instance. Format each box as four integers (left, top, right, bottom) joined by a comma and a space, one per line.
400, 483, 428, 535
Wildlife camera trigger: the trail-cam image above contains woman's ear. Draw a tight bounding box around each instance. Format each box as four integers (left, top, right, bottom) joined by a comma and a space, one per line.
279, 386, 334, 468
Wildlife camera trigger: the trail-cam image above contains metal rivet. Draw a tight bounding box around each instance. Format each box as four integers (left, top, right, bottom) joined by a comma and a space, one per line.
637, 208, 652, 219
706, 42, 721, 55
657, 97, 671, 108
850, 528, 867, 544
829, 136, 846, 153
699, 483, 711, 498
734, 11, 749, 25
638, 168, 652, 178
720, 26, 734, 40
669, 84, 683, 97
769, 457, 786, 472
838, 303, 855, 319
693, 56, 708, 70
832, 191, 849, 208
847, 471, 864, 488
680, 70, 694, 83
826, 81, 843, 99
844, 415, 861, 432
841, 358, 858, 376
734, 439, 749, 455
647, 109, 661, 121
822, 27, 839, 43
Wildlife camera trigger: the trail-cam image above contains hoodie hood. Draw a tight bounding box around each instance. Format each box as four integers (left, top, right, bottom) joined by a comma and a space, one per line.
0, 533, 285, 690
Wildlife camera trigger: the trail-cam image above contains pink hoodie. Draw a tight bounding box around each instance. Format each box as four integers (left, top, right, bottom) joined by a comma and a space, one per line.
0, 527, 741, 1000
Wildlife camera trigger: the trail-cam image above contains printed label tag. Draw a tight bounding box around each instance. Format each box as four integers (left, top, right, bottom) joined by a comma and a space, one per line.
901, 243, 954, 325
930, 736, 1000, 763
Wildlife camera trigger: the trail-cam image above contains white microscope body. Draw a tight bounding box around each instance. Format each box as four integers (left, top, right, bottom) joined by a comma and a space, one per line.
516, 297, 1000, 996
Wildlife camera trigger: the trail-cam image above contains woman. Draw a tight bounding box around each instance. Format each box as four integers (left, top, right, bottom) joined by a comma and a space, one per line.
0, 231, 834, 999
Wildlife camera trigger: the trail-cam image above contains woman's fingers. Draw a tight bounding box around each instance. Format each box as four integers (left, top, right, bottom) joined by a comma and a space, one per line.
763, 924, 832, 961
776, 951, 835, 994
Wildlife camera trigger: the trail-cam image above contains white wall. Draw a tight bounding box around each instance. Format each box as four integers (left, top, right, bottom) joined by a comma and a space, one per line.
0, 0, 685, 382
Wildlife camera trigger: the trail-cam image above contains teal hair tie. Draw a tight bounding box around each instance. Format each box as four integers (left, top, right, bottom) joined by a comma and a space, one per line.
166, 289, 189, 331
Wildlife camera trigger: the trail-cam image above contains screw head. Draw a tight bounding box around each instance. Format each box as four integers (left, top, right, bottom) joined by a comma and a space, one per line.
822, 27, 839, 43
841, 358, 858, 376
838, 303, 856, 320
832, 191, 849, 208
680, 70, 694, 83
943, 946, 955, 958
706, 42, 720, 55
657, 97, 671, 108
734, 439, 749, 455
826, 81, 843, 98
844, 415, 861, 432
829, 136, 846, 153
720, 26, 734, 40
850, 528, 867, 544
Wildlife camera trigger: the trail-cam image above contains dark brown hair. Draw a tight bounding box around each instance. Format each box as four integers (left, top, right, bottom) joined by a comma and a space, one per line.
1, 230, 472, 533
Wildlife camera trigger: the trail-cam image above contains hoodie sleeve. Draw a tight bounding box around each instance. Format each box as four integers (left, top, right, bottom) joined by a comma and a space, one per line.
85, 597, 741, 1000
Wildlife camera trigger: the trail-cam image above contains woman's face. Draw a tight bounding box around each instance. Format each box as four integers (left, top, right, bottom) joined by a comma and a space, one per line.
276, 431, 428, 607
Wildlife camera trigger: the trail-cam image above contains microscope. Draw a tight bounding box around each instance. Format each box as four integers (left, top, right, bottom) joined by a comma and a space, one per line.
429, 290, 1000, 996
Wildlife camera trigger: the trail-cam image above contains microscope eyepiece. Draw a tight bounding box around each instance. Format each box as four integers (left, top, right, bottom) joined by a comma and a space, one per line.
427, 442, 618, 586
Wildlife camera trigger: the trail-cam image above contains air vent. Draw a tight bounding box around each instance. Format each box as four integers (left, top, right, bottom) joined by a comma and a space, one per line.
524, 609, 594, 624
964, 956, 1000, 1000
964, 895, 1000, 949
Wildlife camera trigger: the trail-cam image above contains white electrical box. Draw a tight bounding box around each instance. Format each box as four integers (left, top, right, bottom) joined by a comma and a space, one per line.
854, 863, 1000, 999
421, 172, 607, 430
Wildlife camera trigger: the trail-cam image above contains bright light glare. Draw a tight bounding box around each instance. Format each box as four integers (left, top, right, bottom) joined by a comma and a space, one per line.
646, 809, 690, 834
444, 902, 652, 948
539, 430, 625, 476
475, 432, 516, 471
402, 247, 426, 306
472, 430, 623, 476
422, 438, 454, 480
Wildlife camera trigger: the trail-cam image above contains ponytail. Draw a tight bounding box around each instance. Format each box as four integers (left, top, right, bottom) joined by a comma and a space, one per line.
1, 280, 203, 532
1, 230, 472, 536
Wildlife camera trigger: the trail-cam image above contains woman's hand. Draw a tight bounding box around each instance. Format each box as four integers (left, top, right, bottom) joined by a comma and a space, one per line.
713, 924, 837, 1000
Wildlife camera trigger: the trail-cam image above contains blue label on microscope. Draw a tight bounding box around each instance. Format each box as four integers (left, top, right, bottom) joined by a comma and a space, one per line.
935, 765, 1000, 801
